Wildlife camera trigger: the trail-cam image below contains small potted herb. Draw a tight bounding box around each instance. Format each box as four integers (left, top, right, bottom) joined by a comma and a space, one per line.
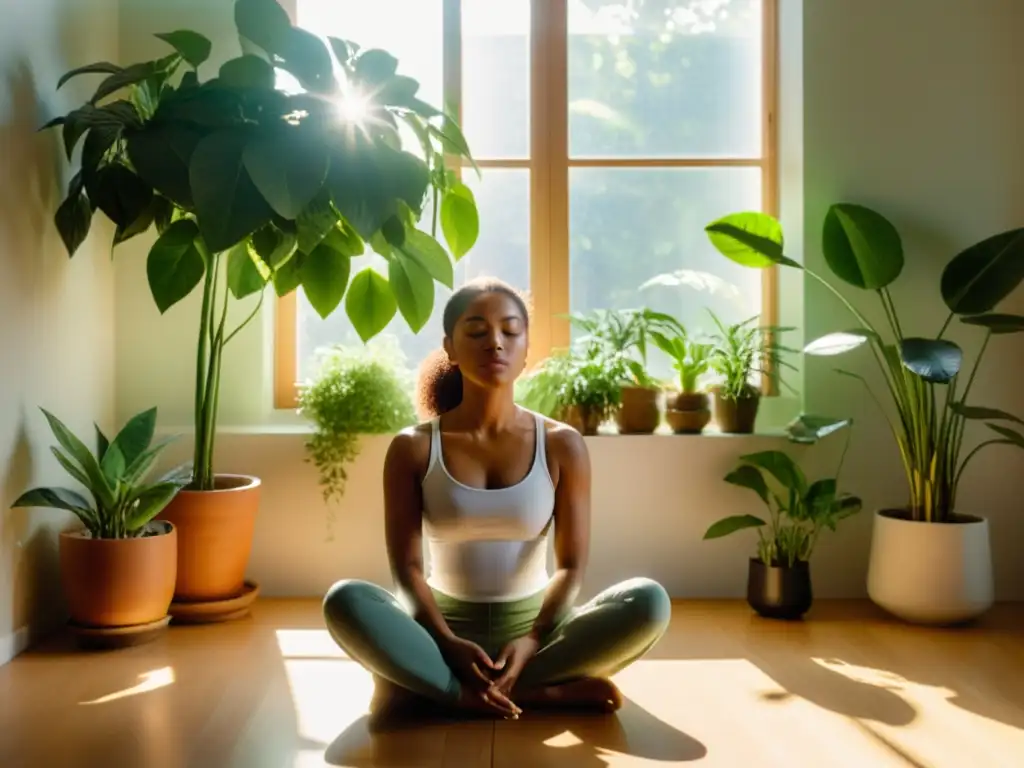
651, 321, 714, 434
703, 423, 862, 620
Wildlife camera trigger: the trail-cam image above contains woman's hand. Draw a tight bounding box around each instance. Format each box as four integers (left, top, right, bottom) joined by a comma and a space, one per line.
491, 633, 542, 696
440, 636, 522, 718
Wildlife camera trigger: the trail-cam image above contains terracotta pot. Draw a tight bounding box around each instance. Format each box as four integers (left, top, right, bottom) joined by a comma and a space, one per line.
59, 520, 177, 628
713, 387, 760, 433
157, 474, 261, 602
616, 387, 661, 434
665, 392, 711, 434
563, 405, 604, 436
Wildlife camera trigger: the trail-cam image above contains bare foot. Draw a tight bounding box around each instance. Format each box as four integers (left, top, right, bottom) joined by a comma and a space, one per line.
520, 677, 623, 712
367, 676, 424, 727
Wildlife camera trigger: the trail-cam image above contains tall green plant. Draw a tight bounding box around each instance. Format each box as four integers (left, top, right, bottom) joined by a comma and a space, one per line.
705, 205, 1024, 522
706, 311, 794, 399
10, 408, 183, 539
44, 0, 479, 491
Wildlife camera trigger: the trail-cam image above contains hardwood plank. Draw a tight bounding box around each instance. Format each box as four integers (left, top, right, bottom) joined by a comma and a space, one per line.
0, 599, 1022, 767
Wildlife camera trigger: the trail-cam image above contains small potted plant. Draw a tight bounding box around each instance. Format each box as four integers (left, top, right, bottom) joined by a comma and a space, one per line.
298, 337, 416, 531
650, 322, 714, 434
10, 407, 183, 638
704, 425, 862, 620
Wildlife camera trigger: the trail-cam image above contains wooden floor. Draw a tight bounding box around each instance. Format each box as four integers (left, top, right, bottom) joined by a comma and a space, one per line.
1, 599, 1023, 768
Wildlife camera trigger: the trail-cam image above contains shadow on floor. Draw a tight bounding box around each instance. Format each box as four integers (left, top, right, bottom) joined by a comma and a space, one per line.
324, 695, 706, 767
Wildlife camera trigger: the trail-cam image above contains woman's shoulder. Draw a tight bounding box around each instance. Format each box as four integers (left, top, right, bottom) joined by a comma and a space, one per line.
384, 422, 434, 473
528, 409, 588, 462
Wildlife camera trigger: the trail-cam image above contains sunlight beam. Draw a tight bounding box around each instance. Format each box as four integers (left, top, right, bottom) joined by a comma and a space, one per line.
79, 666, 175, 705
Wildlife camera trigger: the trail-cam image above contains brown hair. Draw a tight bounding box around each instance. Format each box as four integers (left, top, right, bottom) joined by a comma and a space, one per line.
416, 278, 530, 420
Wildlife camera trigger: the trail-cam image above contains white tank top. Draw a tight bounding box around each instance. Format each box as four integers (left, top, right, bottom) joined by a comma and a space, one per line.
421, 412, 555, 602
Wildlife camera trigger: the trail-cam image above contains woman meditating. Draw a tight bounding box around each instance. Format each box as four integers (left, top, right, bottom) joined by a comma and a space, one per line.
322, 278, 671, 720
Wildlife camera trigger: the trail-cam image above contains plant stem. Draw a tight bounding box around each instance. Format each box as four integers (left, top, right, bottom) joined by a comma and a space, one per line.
936, 311, 954, 339
953, 439, 1013, 498
192, 255, 216, 489
224, 291, 265, 345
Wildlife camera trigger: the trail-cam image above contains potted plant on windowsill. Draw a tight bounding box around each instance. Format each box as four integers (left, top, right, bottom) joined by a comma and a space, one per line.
704, 421, 862, 620
10, 407, 183, 642
43, 0, 479, 613
650, 319, 714, 434
704, 204, 1024, 624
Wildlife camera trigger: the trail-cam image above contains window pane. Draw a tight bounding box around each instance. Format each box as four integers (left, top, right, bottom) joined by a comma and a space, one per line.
297, 169, 530, 383
568, 0, 763, 159
462, 0, 531, 159
568, 167, 763, 383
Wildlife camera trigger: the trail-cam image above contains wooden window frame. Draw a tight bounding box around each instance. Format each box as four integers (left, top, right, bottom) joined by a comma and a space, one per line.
274, 0, 779, 409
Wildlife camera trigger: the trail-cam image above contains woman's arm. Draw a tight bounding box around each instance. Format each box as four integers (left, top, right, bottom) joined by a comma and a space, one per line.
528, 425, 591, 641
383, 430, 456, 642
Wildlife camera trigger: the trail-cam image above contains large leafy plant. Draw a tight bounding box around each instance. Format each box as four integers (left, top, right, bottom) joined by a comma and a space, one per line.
704, 438, 863, 567
44, 0, 479, 491
705, 205, 1024, 522
10, 408, 182, 539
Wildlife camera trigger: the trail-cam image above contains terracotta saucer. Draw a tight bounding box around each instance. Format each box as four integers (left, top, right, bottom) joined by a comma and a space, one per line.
69, 615, 172, 650
169, 581, 260, 625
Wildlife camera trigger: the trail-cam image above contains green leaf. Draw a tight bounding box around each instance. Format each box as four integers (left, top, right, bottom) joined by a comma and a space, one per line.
251, 225, 296, 269
440, 181, 479, 260
51, 447, 92, 490
723, 464, 770, 505
833, 495, 863, 519
90, 61, 175, 105
107, 408, 157, 471
95, 426, 110, 459
243, 125, 329, 220
114, 194, 163, 246
127, 123, 203, 207
54, 172, 92, 258
155, 30, 212, 68
961, 313, 1024, 334
99, 442, 126, 484
10, 487, 94, 515
228, 242, 267, 299
152, 196, 175, 234
821, 203, 904, 290
398, 229, 454, 289
126, 482, 181, 531
61, 103, 137, 160
949, 403, 1024, 425
389, 251, 435, 332
898, 337, 963, 383
427, 118, 475, 165
328, 37, 355, 64
80, 124, 122, 182
300, 237, 352, 318
985, 423, 1024, 449
39, 408, 115, 509
276, 27, 336, 93
57, 62, 123, 90
940, 228, 1024, 315
88, 164, 153, 232
189, 129, 275, 252
219, 55, 275, 89
353, 49, 399, 86
703, 514, 767, 540
345, 268, 397, 342
704, 212, 791, 268
740, 450, 807, 496
146, 219, 205, 313
122, 439, 175, 487
785, 415, 851, 444
234, 0, 293, 56
804, 478, 837, 517
273, 252, 303, 296
296, 190, 340, 254
803, 331, 870, 357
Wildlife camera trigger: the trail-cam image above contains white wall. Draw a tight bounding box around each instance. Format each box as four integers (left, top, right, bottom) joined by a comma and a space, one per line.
0, 0, 119, 664
123, 0, 1024, 604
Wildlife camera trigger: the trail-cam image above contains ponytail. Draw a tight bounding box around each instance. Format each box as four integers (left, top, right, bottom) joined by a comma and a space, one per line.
416, 348, 464, 420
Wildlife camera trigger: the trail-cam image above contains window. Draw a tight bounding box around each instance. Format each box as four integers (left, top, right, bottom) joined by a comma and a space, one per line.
275, 0, 777, 408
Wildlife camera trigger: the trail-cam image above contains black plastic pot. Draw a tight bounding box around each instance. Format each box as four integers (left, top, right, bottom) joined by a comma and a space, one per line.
747, 558, 812, 620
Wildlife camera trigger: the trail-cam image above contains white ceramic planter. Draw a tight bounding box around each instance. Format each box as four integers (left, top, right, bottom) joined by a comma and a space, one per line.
867, 509, 994, 625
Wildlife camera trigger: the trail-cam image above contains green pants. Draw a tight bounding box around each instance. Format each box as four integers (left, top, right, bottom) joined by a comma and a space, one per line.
322, 577, 672, 704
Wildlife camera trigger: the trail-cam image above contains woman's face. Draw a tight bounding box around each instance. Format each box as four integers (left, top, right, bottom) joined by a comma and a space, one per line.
444, 291, 529, 389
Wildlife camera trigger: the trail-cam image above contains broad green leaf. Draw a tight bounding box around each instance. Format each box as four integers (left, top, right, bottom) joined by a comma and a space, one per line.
80, 124, 121, 182
123, 438, 177, 487
219, 55, 275, 89
328, 37, 355, 64
786, 415, 851, 444
155, 30, 212, 68
57, 62, 122, 90
114, 192, 162, 246
804, 478, 837, 515
127, 123, 203, 207
39, 409, 116, 509
427, 118, 475, 166
54, 172, 92, 258
821, 203, 904, 289
399, 229, 454, 289
803, 331, 870, 357
90, 60, 175, 105
243, 125, 329, 219
703, 514, 767, 540
277, 27, 336, 93
51, 447, 91, 489
126, 482, 181, 531
898, 337, 963, 383
10, 487, 93, 515
99, 443, 126, 483
353, 49, 399, 86
740, 450, 807, 496
986, 423, 1024, 449
723, 464, 770, 505
95, 426, 110, 459
833, 494, 863, 519
234, 0, 293, 57
705, 212, 789, 268
440, 182, 479, 260
146, 219, 205, 313
327, 142, 395, 240
189, 129, 275, 252
940, 228, 1024, 315
961, 313, 1024, 334
381, 215, 406, 247
109, 408, 157, 470
950, 403, 1024, 425
345, 268, 397, 342
295, 190, 339, 254
152, 196, 174, 234
300, 237, 352, 318
227, 241, 267, 299
389, 251, 434, 332
88, 164, 153, 231
251, 225, 296, 269
273, 252, 303, 297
